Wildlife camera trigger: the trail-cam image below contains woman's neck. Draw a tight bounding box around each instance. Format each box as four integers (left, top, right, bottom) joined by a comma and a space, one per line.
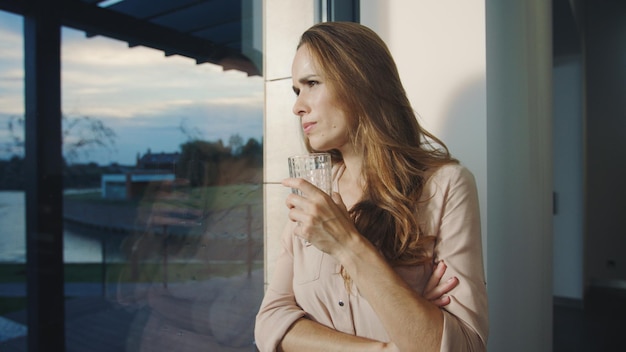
337, 150, 364, 210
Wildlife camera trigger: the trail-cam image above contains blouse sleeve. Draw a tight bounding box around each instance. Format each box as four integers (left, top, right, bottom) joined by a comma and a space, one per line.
429, 165, 489, 351
254, 221, 305, 352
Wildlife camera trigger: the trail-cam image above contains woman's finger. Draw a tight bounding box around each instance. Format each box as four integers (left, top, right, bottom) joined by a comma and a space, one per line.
423, 260, 447, 296
282, 177, 325, 198
285, 192, 304, 210
424, 276, 459, 302
430, 295, 452, 308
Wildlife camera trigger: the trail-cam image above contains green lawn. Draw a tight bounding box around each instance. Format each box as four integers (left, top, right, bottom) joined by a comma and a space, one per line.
65, 183, 262, 209
0, 261, 262, 284
0, 183, 264, 315
0, 297, 27, 316
0, 261, 262, 315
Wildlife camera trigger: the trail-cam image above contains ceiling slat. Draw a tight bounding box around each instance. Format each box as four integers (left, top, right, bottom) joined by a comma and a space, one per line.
0, 0, 260, 76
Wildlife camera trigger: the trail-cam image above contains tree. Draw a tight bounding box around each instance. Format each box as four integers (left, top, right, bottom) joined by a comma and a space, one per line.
179, 118, 204, 141
228, 133, 244, 156
0, 156, 25, 190
2, 114, 117, 163
241, 137, 263, 166
63, 116, 117, 163
177, 140, 229, 186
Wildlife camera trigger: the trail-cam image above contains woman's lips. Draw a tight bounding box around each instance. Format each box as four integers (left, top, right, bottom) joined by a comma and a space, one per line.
302, 122, 316, 134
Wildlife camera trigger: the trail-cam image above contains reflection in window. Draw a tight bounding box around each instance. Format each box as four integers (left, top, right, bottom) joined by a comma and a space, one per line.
0, 6, 264, 349
0, 10, 28, 346
60, 28, 264, 350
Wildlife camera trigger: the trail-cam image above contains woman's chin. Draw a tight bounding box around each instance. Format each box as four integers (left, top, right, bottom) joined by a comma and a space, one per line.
307, 139, 331, 152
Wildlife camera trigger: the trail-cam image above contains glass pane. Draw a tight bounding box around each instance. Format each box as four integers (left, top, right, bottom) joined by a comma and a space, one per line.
60, 16, 263, 352
0, 10, 29, 349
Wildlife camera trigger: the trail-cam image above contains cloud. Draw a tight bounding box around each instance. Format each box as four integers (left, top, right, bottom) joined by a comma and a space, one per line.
0, 16, 24, 116
0, 12, 264, 165
60, 28, 264, 120
0, 15, 22, 61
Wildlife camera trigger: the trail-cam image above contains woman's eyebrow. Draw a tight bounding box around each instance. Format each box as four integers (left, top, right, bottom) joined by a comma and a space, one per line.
296, 74, 319, 84
292, 74, 318, 94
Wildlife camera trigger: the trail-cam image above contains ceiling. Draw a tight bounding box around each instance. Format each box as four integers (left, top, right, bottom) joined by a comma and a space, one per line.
0, 0, 262, 76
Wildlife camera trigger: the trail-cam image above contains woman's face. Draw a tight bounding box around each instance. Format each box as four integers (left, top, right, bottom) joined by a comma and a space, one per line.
291, 44, 351, 153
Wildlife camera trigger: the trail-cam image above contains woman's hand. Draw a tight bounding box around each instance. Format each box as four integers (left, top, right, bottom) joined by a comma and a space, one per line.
423, 260, 459, 307
284, 177, 459, 308
282, 177, 357, 256
381, 341, 401, 352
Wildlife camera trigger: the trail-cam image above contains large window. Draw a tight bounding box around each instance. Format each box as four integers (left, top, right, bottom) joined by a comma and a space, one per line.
0, 1, 264, 350
0, 9, 28, 346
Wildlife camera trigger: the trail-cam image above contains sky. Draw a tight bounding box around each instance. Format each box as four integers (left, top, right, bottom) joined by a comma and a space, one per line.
0, 10, 264, 166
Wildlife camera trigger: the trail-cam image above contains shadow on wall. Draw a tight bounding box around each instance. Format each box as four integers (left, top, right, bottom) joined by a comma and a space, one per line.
436, 75, 488, 264
437, 75, 487, 176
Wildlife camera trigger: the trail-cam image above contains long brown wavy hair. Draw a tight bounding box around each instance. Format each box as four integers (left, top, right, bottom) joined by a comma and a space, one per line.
298, 22, 457, 267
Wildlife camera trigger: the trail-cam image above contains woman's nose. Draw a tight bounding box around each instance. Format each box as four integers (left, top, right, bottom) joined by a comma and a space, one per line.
292, 95, 308, 117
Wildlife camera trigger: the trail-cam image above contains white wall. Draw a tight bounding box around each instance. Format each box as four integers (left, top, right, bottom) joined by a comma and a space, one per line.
360, 1, 488, 261
486, 0, 553, 350
553, 58, 584, 300
262, 0, 314, 285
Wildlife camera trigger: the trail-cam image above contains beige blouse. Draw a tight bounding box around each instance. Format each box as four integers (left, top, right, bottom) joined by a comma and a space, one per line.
255, 163, 488, 351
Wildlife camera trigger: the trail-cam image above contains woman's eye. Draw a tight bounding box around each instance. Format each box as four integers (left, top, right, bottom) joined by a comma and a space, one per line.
293, 80, 319, 96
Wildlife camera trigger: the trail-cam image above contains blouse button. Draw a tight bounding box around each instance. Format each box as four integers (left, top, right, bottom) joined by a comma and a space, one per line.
338, 300, 344, 307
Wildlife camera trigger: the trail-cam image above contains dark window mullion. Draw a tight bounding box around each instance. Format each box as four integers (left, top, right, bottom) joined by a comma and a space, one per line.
24, 0, 65, 351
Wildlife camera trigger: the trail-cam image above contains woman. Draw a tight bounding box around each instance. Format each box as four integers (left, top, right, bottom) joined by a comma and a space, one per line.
255, 22, 488, 351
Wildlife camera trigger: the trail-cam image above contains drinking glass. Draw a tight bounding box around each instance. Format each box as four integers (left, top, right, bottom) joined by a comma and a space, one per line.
288, 153, 332, 196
